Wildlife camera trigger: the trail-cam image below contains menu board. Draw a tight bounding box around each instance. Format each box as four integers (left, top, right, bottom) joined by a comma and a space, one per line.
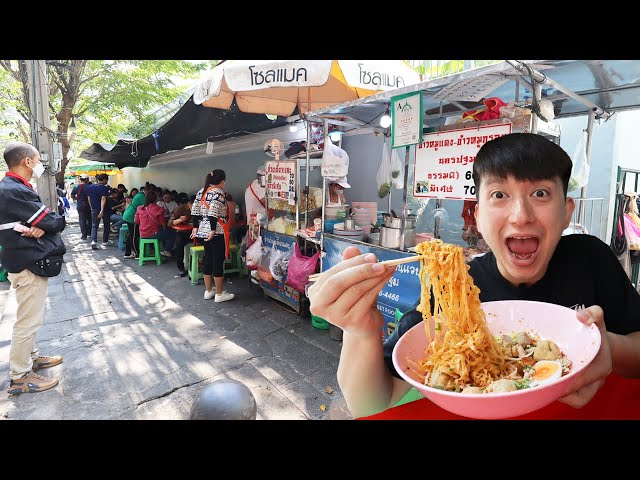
413, 123, 512, 200
266, 160, 296, 206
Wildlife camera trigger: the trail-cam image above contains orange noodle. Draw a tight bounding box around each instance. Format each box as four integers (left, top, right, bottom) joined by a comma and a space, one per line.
415, 239, 509, 389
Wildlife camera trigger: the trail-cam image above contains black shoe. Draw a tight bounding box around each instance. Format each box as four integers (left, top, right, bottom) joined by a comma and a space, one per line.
176, 269, 187, 278
81, 236, 87, 240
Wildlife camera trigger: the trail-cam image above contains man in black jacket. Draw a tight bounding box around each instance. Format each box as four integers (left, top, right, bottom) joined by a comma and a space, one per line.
0, 141, 66, 395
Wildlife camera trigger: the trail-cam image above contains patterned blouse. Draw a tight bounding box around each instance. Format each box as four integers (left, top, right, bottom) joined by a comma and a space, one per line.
191, 187, 228, 238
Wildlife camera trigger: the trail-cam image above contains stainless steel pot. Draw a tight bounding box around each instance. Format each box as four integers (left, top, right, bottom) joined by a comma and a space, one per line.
403, 227, 417, 248
383, 216, 402, 228
343, 217, 356, 230
405, 214, 417, 229
380, 226, 401, 249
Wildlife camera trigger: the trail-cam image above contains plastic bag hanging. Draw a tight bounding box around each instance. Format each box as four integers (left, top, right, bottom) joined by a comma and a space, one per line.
390, 145, 405, 189
321, 136, 349, 178
568, 131, 590, 192
376, 137, 393, 198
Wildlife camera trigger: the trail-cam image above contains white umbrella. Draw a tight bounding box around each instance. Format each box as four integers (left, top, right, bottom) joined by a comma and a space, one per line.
193, 60, 422, 117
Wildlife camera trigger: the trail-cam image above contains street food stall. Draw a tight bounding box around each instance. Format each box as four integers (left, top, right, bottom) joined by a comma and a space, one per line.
302, 60, 621, 340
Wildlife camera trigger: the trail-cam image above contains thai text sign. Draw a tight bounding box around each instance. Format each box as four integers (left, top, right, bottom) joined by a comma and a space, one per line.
266, 160, 296, 205
413, 124, 512, 199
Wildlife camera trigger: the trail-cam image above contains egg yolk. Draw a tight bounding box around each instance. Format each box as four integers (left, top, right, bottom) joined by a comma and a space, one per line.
532, 361, 561, 381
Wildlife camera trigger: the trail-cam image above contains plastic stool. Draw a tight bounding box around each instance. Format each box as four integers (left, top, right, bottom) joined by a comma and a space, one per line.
0, 267, 7, 283
188, 245, 205, 285
223, 244, 243, 276
139, 238, 164, 265
118, 224, 129, 251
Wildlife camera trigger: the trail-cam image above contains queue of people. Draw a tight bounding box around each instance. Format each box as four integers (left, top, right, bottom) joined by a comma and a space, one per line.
68, 172, 241, 305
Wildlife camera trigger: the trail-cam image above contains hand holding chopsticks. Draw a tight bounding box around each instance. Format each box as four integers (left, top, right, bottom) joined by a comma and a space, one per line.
308, 255, 426, 282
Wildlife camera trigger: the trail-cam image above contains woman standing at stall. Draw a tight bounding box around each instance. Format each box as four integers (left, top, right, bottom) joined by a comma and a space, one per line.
191, 169, 234, 303
327, 178, 350, 206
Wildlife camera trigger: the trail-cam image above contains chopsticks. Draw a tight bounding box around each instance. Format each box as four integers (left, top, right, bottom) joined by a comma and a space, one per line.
307, 255, 426, 282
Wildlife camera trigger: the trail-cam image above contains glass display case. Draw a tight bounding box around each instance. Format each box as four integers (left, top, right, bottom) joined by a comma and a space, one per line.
265, 147, 325, 235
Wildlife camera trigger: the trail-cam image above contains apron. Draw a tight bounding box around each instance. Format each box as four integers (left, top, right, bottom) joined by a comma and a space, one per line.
249, 181, 266, 208
218, 205, 231, 260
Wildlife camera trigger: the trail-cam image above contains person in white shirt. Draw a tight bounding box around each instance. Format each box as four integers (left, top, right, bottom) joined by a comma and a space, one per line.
157, 191, 178, 220
326, 177, 350, 206
244, 168, 266, 221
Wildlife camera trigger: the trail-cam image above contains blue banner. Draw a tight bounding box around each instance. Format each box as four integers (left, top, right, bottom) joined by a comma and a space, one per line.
322, 237, 421, 340
260, 231, 300, 310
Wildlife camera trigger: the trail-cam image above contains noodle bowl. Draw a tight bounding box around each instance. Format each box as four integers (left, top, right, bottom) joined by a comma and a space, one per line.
393, 298, 601, 418
413, 240, 574, 394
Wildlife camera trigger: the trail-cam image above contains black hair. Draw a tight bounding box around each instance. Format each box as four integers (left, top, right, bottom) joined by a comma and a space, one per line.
145, 189, 158, 205
96, 173, 109, 182
203, 169, 226, 193
189, 195, 197, 203
129, 188, 139, 197
176, 192, 189, 204
473, 133, 572, 199
3, 141, 38, 168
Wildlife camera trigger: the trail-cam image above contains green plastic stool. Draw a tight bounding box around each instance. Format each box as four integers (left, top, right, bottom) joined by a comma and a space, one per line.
139, 238, 164, 265
188, 245, 205, 285
223, 244, 243, 276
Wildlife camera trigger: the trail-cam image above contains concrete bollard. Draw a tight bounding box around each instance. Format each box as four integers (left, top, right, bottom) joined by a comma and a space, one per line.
190, 379, 257, 420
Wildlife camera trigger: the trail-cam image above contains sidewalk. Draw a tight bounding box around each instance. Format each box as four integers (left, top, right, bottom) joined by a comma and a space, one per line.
0, 210, 351, 420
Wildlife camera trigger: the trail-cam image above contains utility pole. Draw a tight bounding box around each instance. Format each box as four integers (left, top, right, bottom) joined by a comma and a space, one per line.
26, 60, 57, 212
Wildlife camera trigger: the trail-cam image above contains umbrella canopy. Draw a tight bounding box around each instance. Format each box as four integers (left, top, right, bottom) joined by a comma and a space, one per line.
69, 163, 122, 176
193, 60, 422, 117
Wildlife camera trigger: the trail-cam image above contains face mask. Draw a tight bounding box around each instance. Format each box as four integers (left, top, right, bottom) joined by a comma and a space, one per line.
31, 161, 45, 178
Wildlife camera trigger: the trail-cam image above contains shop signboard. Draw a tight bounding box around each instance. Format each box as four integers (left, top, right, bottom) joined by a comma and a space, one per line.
391, 91, 423, 148
322, 236, 421, 341
413, 123, 512, 200
266, 160, 296, 206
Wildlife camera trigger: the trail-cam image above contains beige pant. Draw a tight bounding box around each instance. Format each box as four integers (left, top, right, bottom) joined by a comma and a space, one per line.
7, 268, 48, 380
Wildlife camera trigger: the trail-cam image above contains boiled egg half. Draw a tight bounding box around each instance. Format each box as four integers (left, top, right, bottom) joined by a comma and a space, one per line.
530, 360, 563, 387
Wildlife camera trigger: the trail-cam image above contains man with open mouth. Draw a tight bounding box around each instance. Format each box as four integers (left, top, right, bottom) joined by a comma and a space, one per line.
308, 132, 640, 419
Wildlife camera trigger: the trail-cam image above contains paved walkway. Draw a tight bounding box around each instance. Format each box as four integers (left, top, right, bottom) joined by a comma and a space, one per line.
0, 210, 351, 420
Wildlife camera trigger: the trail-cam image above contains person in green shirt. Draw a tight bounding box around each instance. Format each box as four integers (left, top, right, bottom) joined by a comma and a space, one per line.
122, 186, 150, 259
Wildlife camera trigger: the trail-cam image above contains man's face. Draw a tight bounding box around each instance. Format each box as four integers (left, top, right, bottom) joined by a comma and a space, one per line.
474, 175, 574, 287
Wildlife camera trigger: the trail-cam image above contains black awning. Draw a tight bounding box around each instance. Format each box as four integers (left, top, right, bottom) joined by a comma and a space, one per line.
80, 96, 288, 169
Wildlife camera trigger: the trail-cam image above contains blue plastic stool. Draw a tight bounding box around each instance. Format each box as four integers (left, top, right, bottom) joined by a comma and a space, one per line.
118, 224, 129, 251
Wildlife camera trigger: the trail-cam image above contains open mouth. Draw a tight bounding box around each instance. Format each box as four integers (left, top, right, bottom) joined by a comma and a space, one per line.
506, 236, 539, 264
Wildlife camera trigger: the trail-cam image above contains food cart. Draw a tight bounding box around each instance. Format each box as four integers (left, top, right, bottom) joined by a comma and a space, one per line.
258, 138, 323, 314
300, 60, 616, 340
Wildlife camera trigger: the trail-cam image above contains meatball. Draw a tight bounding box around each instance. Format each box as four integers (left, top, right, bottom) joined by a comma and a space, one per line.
462, 386, 484, 394
514, 332, 532, 346
485, 379, 518, 393
428, 369, 456, 391
533, 340, 562, 361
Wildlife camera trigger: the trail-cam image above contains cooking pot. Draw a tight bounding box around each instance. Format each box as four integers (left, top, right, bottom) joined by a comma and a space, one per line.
382, 215, 402, 229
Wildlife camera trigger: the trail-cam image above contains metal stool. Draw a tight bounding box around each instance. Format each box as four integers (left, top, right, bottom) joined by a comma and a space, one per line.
139, 238, 164, 265
188, 245, 205, 285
